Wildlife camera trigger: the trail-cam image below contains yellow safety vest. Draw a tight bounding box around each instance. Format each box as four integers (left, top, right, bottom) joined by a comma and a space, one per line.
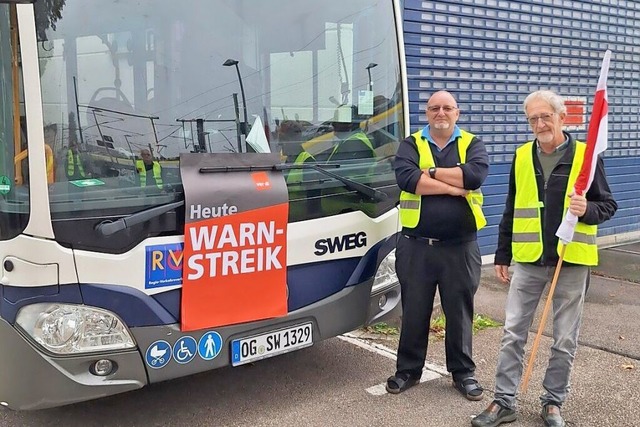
45, 144, 55, 184
286, 151, 316, 184
399, 129, 486, 230
136, 160, 163, 189
512, 141, 598, 265
286, 132, 374, 184
66, 150, 86, 179
328, 132, 374, 161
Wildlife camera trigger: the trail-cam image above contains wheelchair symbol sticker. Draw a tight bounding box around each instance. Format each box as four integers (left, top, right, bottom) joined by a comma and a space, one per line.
145, 340, 172, 369
198, 331, 223, 361
173, 336, 197, 364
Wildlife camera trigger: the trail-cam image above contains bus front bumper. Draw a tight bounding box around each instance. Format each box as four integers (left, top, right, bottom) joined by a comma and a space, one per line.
0, 318, 146, 411
0, 277, 400, 410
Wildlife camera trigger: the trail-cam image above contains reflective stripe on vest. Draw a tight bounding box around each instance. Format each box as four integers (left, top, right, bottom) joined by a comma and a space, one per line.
399, 129, 486, 230
66, 150, 85, 178
136, 160, 163, 188
512, 141, 598, 265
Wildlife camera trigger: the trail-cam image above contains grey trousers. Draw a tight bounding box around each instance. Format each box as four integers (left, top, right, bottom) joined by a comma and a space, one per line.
494, 263, 589, 410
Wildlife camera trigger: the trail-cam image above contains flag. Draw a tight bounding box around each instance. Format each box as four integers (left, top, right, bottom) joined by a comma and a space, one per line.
556, 50, 611, 244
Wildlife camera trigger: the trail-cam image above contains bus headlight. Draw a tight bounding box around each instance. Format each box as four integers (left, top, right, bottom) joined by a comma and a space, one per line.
16, 303, 136, 355
371, 249, 398, 293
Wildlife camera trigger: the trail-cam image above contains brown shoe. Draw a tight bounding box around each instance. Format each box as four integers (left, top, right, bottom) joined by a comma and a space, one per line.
541, 404, 565, 427
471, 401, 517, 427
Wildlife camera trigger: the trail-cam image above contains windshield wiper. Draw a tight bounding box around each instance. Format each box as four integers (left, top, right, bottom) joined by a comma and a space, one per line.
96, 164, 386, 236
199, 164, 388, 202
95, 200, 184, 236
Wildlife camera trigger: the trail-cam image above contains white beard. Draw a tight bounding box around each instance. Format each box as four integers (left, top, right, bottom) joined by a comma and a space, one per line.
537, 132, 554, 145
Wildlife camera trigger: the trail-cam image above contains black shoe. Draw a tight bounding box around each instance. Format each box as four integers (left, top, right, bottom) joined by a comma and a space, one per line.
541, 404, 565, 427
385, 372, 420, 394
452, 377, 484, 401
471, 401, 517, 427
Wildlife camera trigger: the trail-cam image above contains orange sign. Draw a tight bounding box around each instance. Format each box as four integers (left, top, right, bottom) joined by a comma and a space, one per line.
564, 99, 585, 126
181, 204, 288, 330
179, 153, 289, 331
251, 171, 272, 191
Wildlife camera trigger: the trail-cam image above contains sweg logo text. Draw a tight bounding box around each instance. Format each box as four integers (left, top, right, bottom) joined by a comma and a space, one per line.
314, 232, 367, 256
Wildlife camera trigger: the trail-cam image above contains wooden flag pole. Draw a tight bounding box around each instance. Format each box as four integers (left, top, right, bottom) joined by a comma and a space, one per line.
520, 243, 567, 392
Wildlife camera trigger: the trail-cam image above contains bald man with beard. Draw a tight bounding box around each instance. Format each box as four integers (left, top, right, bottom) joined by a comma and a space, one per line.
386, 90, 489, 400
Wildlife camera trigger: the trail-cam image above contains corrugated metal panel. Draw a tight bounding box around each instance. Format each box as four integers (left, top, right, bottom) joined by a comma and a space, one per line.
403, 0, 640, 256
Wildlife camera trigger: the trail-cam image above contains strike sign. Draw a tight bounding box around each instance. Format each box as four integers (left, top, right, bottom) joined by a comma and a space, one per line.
180, 154, 288, 331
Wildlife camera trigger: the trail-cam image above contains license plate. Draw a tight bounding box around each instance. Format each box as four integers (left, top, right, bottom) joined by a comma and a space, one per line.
231, 322, 313, 366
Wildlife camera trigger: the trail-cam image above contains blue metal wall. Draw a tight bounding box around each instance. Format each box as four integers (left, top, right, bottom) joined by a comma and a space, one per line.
403, 0, 640, 256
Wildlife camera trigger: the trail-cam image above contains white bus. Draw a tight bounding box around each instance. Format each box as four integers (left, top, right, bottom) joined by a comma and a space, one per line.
0, 0, 407, 409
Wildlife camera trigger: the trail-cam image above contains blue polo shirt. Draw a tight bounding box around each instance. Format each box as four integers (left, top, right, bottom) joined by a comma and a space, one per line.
421, 125, 462, 151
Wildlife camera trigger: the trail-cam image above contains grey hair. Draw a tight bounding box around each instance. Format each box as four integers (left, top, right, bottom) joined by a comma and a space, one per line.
523, 90, 566, 115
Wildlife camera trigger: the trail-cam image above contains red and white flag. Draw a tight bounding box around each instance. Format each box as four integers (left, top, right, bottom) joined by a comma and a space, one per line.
556, 50, 611, 244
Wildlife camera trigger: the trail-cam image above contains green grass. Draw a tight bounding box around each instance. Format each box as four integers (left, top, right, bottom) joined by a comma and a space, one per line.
363, 322, 399, 335
430, 314, 447, 339
471, 314, 502, 333
364, 314, 501, 338
430, 313, 501, 339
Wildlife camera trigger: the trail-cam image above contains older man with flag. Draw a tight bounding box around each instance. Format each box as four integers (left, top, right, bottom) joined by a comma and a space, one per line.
472, 55, 617, 427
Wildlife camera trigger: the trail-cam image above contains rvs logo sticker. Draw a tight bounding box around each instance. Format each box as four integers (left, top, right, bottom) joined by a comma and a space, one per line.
145, 243, 184, 289
314, 232, 367, 256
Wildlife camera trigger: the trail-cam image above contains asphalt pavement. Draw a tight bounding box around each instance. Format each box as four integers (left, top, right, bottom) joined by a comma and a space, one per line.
357, 241, 640, 426
471, 260, 640, 426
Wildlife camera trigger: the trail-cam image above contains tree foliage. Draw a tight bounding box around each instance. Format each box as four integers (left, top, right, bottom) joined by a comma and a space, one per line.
34, 0, 66, 41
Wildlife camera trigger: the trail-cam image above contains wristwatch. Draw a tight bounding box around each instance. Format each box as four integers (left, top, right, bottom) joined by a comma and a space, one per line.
428, 167, 437, 179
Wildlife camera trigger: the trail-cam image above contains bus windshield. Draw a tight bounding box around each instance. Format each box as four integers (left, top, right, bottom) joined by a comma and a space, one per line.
28, 0, 403, 252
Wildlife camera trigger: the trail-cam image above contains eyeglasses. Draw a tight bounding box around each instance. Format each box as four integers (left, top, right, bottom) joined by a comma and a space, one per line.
427, 105, 458, 113
527, 112, 556, 126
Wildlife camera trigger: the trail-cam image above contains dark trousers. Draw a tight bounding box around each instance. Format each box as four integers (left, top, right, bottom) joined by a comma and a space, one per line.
395, 235, 481, 381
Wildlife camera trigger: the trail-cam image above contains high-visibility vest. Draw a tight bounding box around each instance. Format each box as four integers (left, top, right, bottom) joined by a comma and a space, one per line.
136, 160, 163, 188
328, 132, 374, 161
512, 141, 598, 265
286, 151, 316, 184
45, 144, 55, 184
286, 131, 375, 184
399, 129, 486, 230
66, 150, 86, 179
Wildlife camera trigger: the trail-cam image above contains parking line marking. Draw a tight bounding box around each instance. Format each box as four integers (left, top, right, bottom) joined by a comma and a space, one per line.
339, 333, 448, 395
366, 384, 390, 396
338, 334, 398, 361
